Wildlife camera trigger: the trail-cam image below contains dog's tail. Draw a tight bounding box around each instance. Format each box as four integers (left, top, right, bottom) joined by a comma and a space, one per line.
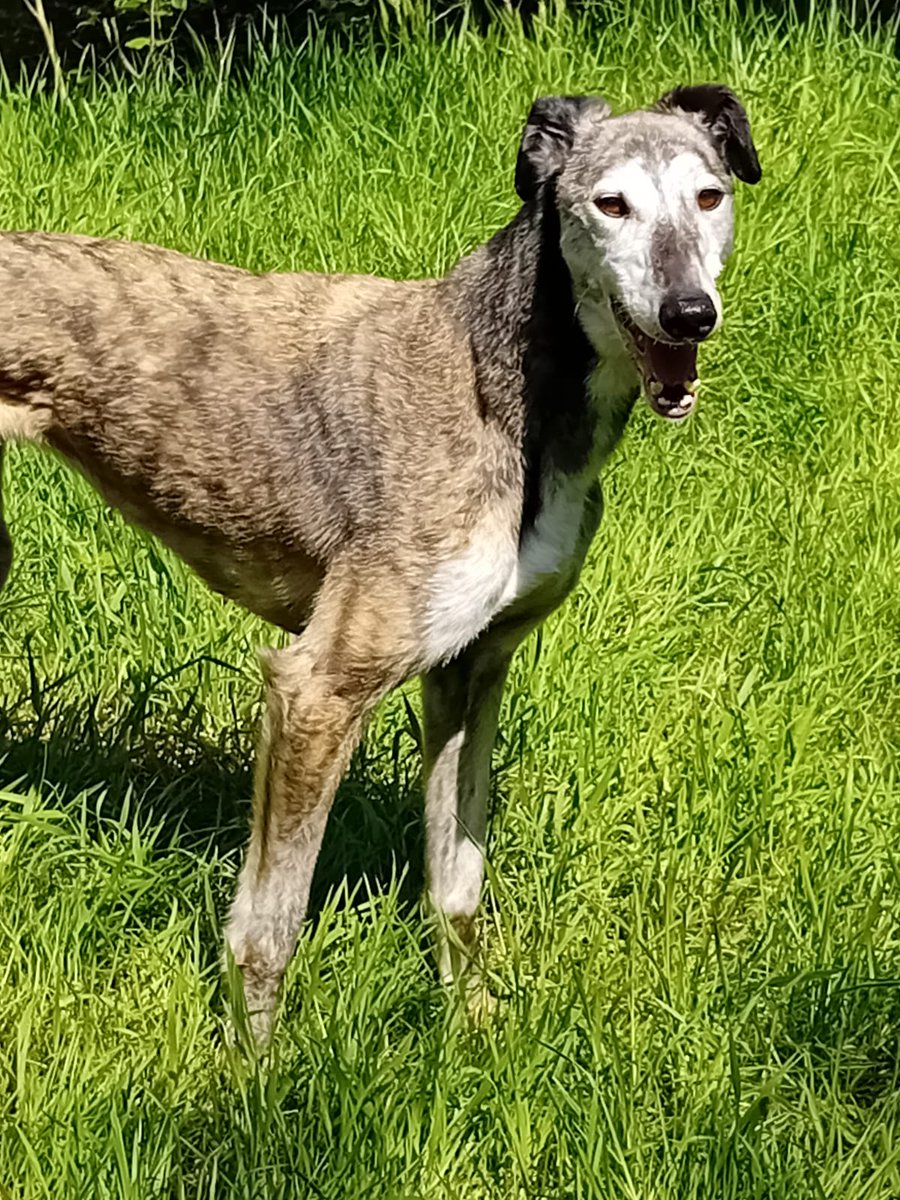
0, 444, 11, 591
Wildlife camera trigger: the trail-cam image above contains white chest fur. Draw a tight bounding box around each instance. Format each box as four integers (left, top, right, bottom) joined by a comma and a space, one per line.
422, 466, 601, 666
422, 355, 637, 667
510, 472, 598, 602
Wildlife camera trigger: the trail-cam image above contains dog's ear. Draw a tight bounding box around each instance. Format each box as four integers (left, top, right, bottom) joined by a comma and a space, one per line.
657, 84, 761, 184
515, 95, 608, 201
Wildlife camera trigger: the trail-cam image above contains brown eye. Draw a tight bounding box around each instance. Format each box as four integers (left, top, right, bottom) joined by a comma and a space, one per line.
595, 194, 630, 218
698, 188, 724, 211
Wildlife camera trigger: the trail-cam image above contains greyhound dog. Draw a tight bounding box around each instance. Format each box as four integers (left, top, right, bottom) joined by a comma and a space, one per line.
0, 85, 760, 1041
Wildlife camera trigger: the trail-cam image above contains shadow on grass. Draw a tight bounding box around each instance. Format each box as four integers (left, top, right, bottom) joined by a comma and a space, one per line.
0, 670, 427, 922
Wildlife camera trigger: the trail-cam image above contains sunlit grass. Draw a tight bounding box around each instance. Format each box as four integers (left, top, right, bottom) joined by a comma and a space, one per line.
0, 3, 899, 1196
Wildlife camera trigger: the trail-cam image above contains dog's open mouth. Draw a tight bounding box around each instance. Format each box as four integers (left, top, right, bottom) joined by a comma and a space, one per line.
611, 299, 698, 421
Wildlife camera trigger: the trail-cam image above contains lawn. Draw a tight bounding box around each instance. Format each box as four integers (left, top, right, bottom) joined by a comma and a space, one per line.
0, 2, 899, 1196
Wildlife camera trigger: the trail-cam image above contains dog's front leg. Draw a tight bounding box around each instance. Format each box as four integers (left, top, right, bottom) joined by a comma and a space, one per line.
225, 626, 393, 1046
422, 637, 517, 1010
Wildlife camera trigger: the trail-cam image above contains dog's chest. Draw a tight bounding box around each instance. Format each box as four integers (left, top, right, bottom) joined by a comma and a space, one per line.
421, 364, 638, 666
512, 473, 602, 607
422, 469, 601, 665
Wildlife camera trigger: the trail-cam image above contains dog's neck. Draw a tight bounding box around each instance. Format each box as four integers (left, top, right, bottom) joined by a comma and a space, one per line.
444, 186, 638, 533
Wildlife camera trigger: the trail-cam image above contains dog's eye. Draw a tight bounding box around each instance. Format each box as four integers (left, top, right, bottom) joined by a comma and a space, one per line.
595, 194, 630, 218
697, 188, 724, 211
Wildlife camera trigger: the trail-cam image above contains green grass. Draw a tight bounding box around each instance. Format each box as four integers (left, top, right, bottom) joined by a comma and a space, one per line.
1, 2, 899, 1195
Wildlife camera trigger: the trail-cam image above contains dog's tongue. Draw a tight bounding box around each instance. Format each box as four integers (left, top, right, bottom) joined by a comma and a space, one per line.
646, 339, 697, 385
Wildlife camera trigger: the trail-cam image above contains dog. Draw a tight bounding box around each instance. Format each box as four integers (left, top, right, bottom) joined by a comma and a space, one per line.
0, 84, 760, 1042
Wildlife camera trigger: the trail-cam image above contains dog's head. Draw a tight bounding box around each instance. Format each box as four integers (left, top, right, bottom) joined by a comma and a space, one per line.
516, 86, 761, 419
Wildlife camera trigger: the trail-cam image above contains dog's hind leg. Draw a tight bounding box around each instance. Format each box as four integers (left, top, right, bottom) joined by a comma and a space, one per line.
422, 635, 516, 1008
0, 445, 11, 592
225, 575, 403, 1045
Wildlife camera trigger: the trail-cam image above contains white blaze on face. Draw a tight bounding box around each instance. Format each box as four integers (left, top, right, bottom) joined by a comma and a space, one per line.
560, 151, 734, 342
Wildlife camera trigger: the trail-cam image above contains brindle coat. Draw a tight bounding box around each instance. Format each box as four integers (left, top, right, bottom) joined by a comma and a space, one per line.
0, 85, 759, 1041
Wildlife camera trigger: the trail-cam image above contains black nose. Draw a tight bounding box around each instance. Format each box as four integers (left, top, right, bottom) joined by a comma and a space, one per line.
658, 290, 717, 342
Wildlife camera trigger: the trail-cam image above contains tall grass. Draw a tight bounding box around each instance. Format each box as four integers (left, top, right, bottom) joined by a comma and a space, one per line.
0, 3, 899, 1196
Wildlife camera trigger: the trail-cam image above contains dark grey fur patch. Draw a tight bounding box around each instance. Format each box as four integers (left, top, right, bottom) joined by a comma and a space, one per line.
650, 220, 700, 289
442, 182, 599, 540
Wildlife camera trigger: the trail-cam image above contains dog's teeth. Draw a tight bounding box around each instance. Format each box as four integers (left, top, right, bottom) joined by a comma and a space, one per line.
649, 381, 664, 397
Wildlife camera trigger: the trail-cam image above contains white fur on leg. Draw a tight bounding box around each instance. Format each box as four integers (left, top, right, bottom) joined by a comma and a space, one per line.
426, 729, 486, 984
423, 651, 512, 999
225, 808, 329, 1045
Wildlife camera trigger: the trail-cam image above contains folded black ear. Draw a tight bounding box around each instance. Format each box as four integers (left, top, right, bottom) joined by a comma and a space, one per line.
515, 95, 608, 201
658, 84, 761, 184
